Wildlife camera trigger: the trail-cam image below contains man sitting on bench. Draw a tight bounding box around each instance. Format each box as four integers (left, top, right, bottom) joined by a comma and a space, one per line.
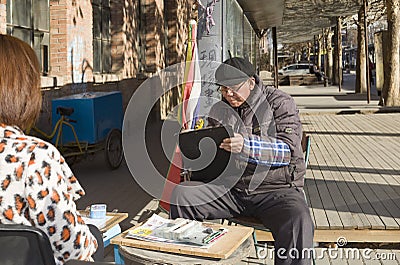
170, 57, 314, 265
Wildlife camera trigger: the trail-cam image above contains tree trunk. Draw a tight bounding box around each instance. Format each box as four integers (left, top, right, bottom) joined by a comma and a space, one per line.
333, 24, 338, 85
313, 35, 317, 65
379, 31, 390, 104
333, 17, 343, 89
323, 31, 329, 85
318, 34, 323, 70
385, 0, 400, 106
356, 7, 368, 93
338, 18, 343, 90
326, 30, 334, 82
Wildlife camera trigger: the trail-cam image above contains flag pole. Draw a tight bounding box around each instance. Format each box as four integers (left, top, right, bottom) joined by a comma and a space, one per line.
159, 19, 199, 213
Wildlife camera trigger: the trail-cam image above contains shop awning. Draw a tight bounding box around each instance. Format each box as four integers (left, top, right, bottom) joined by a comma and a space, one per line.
237, 0, 363, 43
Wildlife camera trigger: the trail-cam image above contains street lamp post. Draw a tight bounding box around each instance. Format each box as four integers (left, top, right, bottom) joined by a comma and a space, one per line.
273, 27, 278, 89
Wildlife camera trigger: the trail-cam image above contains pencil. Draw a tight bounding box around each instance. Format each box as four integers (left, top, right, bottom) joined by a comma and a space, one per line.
203, 231, 221, 244
208, 230, 227, 243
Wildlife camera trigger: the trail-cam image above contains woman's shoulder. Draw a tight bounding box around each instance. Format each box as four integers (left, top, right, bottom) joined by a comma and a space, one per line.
25, 135, 63, 161
0, 125, 61, 159
13, 133, 63, 163
22, 133, 59, 152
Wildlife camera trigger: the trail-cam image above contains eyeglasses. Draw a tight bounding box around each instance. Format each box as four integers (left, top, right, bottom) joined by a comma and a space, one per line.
217, 79, 248, 94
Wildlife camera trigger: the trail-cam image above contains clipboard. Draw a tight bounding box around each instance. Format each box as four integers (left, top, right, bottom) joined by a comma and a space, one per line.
178, 126, 235, 182
79, 210, 128, 233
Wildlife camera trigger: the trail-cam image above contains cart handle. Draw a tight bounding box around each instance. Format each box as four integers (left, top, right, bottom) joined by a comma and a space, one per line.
65, 118, 77, 123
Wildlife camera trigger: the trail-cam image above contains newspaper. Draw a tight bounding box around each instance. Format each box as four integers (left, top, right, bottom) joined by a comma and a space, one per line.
125, 214, 227, 248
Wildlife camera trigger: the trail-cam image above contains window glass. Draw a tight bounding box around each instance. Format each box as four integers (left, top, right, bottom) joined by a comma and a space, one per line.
224, 0, 243, 58
34, 31, 49, 74
93, 40, 101, 71
224, 0, 234, 58
138, 2, 145, 72
93, 5, 101, 38
33, 33, 42, 68
223, 0, 257, 67
93, 0, 111, 73
233, 1, 243, 56
7, 0, 49, 74
243, 16, 252, 62
102, 0, 110, 7
102, 8, 110, 40
12, 0, 31, 27
253, 34, 258, 70
299, 65, 309, 69
287, 65, 296, 70
102, 40, 111, 72
12, 28, 31, 44
6, 0, 11, 23
33, 0, 49, 30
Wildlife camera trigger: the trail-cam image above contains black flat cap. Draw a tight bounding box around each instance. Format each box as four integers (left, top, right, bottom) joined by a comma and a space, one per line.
215, 57, 256, 87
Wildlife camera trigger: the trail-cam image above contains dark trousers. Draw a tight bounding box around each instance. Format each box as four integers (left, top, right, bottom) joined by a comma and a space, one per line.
170, 181, 314, 265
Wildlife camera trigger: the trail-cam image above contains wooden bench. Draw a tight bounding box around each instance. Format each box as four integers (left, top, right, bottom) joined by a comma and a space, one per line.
259, 70, 274, 86
279, 74, 322, 86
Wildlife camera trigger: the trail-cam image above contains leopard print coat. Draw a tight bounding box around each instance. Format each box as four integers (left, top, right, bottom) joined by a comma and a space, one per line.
0, 124, 97, 264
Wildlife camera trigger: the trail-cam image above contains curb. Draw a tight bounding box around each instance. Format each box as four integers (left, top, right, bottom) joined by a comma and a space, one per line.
300, 107, 400, 116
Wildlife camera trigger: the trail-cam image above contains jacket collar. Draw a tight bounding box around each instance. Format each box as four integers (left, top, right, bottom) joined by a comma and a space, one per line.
239, 82, 264, 111
0, 124, 25, 138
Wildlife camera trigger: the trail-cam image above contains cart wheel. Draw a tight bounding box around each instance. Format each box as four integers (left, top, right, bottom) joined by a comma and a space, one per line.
105, 129, 123, 169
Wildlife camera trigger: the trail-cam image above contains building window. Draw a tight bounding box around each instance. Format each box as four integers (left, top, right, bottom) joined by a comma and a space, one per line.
224, 0, 243, 59
93, 0, 111, 73
6, 0, 50, 75
138, 0, 146, 72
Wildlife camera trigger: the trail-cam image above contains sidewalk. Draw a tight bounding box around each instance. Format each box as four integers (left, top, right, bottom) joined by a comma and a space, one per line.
279, 73, 400, 231
279, 73, 399, 115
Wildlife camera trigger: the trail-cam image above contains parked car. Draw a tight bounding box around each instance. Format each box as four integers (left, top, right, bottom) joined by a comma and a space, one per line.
278, 63, 312, 76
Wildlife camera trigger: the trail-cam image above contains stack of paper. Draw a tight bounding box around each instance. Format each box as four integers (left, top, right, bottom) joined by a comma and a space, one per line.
82, 215, 112, 230
126, 214, 227, 247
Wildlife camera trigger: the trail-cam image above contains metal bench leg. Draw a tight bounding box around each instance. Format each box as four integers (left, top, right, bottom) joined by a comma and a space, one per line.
252, 231, 262, 259
312, 249, 316, 265
114, 245, 124, 264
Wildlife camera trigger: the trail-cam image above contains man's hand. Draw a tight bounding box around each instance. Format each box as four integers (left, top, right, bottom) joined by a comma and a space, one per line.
219, 133, 244, 153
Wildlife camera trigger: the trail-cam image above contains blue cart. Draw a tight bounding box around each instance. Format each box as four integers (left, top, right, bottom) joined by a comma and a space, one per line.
32, 91, 124, 169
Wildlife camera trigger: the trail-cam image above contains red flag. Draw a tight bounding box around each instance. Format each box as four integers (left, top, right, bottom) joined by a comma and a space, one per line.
159, 20, 199, 212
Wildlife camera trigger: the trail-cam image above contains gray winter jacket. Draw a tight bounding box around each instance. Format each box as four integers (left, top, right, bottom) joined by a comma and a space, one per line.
208, 81, 305, 194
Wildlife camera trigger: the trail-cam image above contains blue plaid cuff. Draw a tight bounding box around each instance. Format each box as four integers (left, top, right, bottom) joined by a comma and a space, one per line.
241, 135, 291, 166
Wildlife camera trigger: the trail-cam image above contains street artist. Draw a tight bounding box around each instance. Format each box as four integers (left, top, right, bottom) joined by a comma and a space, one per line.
170, 57, 314, 265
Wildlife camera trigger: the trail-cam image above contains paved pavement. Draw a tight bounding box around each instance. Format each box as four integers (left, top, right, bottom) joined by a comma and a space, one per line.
280, 73, 379, 115
71, 73, 400, 264
302, 114, 400, 230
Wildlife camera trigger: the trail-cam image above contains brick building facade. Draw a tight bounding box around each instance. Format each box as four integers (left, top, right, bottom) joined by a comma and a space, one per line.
2, 0, 260, 126
1, 0, 195, 126
0, 0, 5, 34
